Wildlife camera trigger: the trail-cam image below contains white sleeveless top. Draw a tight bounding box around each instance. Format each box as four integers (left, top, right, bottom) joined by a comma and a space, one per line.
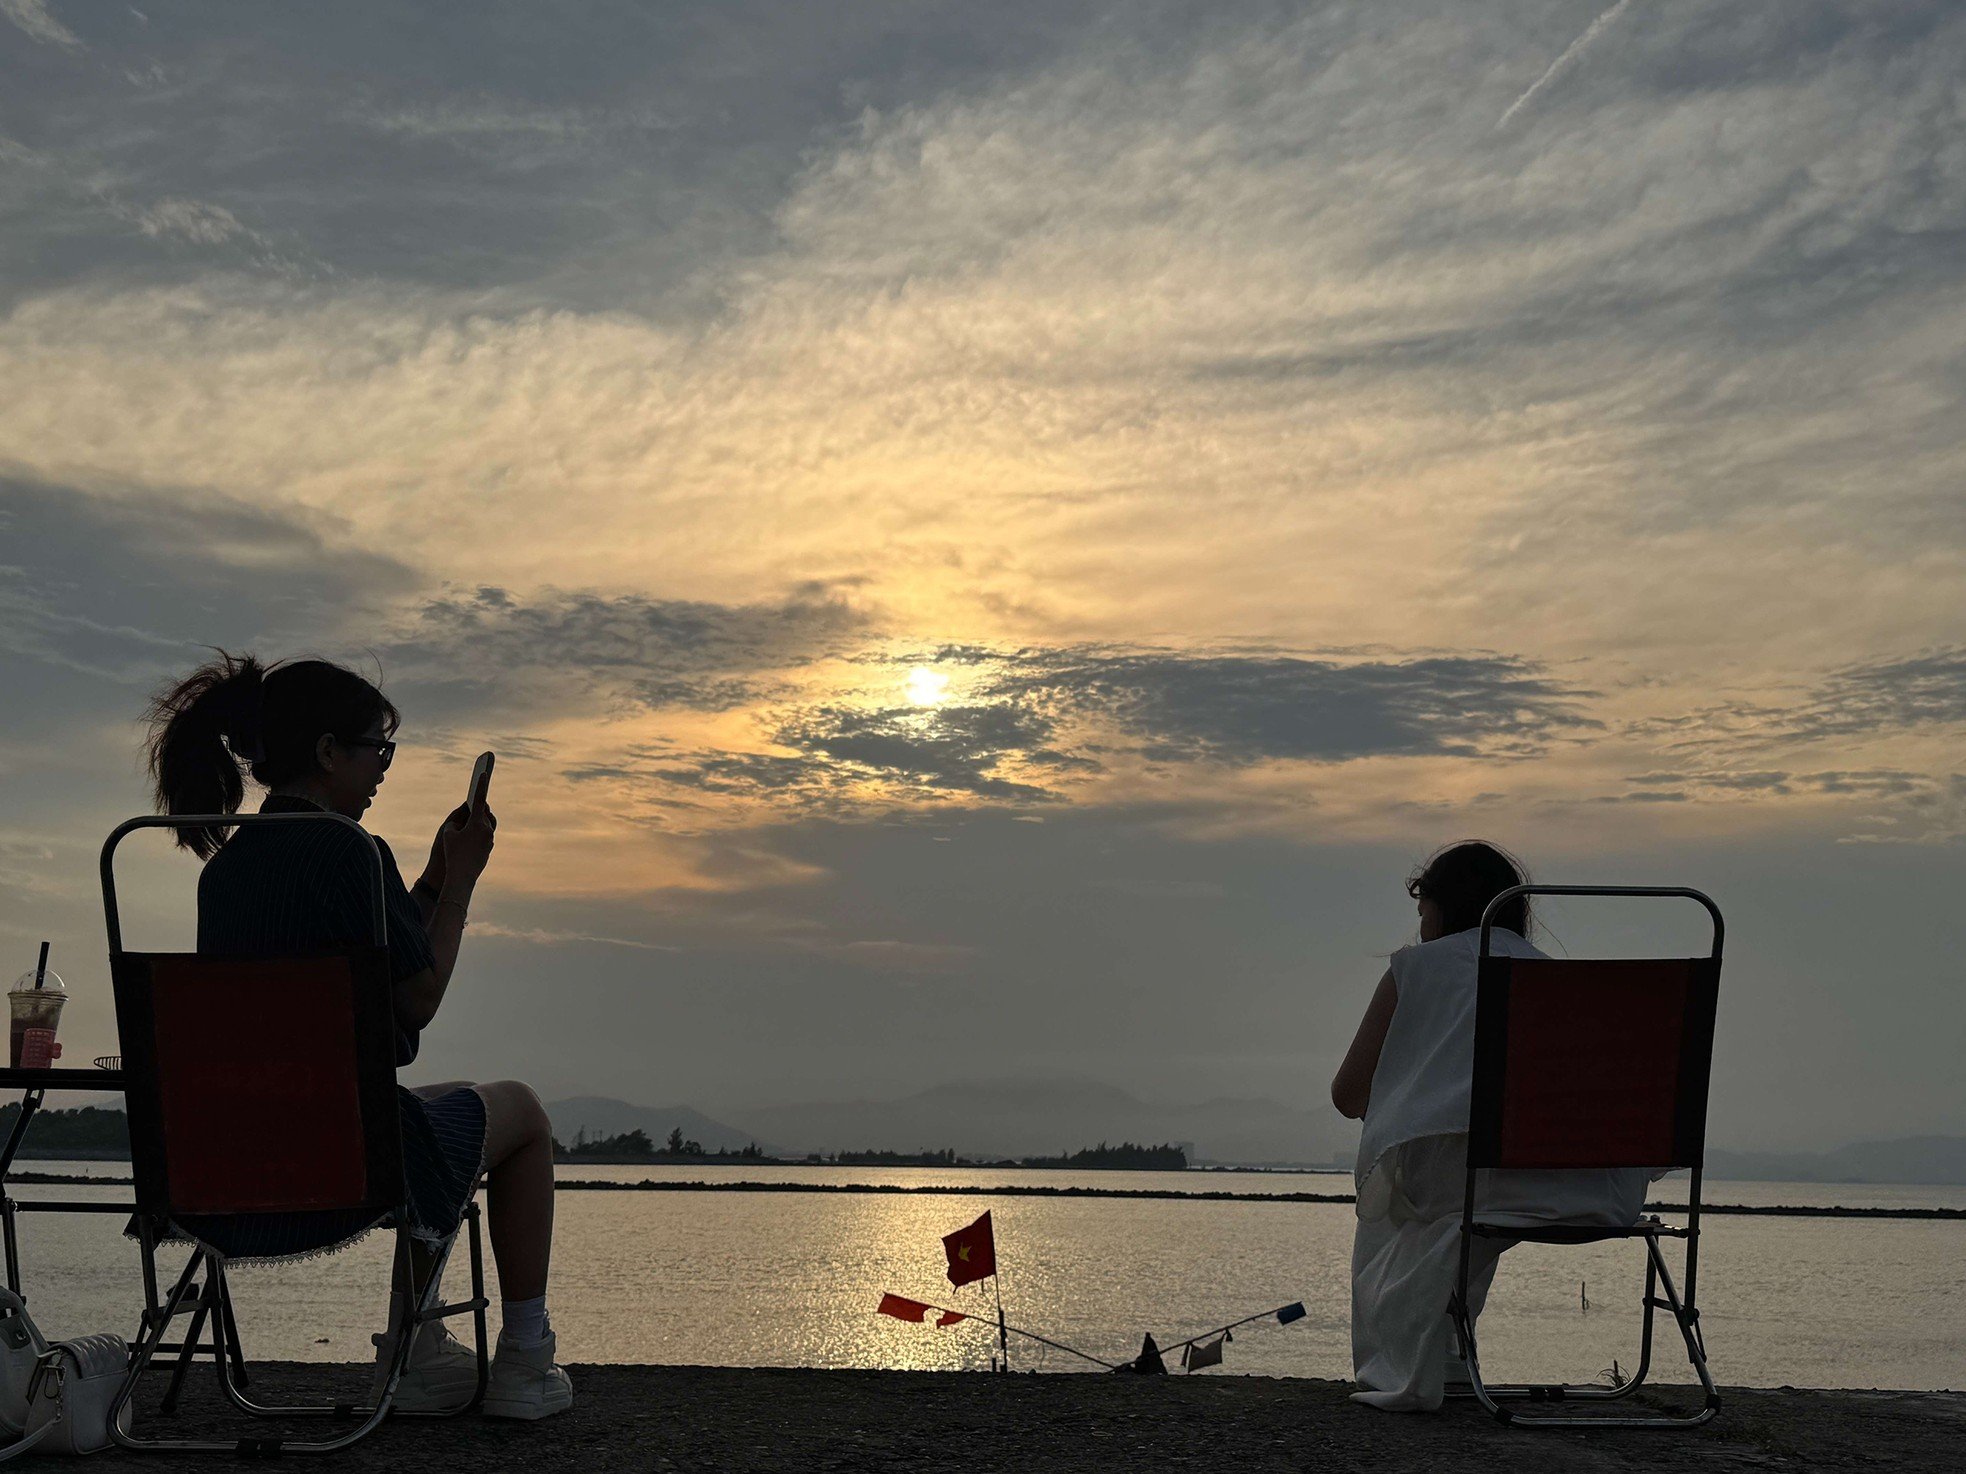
1353, 927, 1543, 1208
1352, 926, 1659, 1227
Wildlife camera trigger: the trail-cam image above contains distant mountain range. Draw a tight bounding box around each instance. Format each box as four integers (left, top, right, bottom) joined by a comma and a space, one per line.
547, 1086, 1966, 1184
545, 1097, 788, 1158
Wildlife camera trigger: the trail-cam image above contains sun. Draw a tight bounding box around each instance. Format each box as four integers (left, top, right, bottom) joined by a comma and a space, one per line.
905, 666, 950, 706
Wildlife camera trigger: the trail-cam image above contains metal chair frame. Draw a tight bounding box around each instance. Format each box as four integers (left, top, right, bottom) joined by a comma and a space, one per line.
100, 811, 489, 1455
1447, 884, 1723, 1429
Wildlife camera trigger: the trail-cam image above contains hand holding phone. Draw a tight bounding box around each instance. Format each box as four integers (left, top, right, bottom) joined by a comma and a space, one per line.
468, 751, 496, 814
439, 752, 498, 891
426, 751, 498, 896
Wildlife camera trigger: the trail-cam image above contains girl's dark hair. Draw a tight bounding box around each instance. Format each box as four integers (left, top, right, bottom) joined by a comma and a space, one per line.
144, 650, 399, 859
1406, 840, 1531, 939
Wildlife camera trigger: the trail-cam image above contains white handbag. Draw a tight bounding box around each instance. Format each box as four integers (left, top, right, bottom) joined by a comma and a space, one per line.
0, 1289, 130, 1459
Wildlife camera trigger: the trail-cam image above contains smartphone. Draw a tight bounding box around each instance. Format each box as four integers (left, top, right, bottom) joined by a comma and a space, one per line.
467, 751, 496, 814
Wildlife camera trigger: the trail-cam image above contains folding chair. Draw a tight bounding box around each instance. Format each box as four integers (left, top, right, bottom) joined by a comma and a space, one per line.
1449, 883, 1722, 1429
99, 811, 488, 1454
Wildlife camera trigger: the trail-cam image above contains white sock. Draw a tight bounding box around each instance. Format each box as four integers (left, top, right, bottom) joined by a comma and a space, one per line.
501, 1295, 550, 1348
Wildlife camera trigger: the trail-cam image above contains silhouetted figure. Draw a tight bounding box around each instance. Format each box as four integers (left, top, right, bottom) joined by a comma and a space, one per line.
1332, 840, 1654, 1412
146, 650, 572, 1419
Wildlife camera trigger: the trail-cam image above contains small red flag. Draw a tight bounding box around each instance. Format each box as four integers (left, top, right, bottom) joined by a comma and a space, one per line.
942, 1210, 996, 1287
878, 1293, 933, 1323
877, 1293, 966, 1327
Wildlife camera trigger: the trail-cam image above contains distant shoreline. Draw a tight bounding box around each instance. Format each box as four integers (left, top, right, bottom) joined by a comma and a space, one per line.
12, 1171, 1960, 1218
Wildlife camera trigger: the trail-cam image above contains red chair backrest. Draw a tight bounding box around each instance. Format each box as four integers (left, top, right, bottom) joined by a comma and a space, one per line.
1468, 956, 1719, 1170
112, 949, 403, 1217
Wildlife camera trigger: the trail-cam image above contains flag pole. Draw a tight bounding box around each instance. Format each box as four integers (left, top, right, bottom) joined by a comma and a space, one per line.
1155, 1302, 1304, 1357
991, 1274, 1010, 1372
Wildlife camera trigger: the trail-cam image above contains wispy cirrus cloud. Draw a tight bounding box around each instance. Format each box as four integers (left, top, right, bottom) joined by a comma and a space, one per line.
1, 0, 82, 51
1613, 768, 1935, 802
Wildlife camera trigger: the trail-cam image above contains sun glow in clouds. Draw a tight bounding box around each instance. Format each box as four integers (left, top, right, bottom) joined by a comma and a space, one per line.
905, 666, 951, 706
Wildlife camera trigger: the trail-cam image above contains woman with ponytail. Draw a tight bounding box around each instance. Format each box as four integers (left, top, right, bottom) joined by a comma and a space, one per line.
145, 652, 571, 1421
1329, 841, 1654, 1412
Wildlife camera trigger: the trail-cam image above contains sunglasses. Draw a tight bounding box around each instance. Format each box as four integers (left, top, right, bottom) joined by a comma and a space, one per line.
341, 737, 397, 771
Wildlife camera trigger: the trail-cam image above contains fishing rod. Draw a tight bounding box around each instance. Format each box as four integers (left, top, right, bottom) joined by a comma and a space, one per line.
1153, 1301, 1306, 1356
880, 1295, 1119, 1370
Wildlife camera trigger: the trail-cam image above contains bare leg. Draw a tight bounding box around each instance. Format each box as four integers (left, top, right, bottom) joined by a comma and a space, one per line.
472, 1081, 555, 1301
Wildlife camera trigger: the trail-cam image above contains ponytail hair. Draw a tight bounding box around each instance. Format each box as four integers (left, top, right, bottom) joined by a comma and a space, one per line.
1406, 840, 1532, 940
144, 650, 399, 859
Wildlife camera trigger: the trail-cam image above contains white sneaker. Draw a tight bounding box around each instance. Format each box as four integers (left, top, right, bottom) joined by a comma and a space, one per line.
482, 1329, 574, 1421
370, 1320, 483, 1412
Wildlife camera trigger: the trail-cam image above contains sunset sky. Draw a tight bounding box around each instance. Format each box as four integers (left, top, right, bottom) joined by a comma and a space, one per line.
2, 1, 1961, 1155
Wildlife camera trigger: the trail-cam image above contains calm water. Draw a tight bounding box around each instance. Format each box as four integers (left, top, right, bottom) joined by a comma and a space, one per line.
10, 1166, 1962, 1390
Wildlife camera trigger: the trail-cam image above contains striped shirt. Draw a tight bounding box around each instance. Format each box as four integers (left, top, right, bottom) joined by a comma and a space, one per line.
144, 795, 485, 1262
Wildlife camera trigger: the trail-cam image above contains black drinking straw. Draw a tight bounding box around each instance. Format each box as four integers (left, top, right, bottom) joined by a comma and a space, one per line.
34, 942, 50, 989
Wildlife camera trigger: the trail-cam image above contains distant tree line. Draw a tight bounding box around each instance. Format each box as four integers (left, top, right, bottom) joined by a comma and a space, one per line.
0, 1104, 129, 1158
1018, 1142, 1189, 1171
553, 1126, 767, 1161
550, 1131, 1187, 1171
0, 1108, 1189, 1174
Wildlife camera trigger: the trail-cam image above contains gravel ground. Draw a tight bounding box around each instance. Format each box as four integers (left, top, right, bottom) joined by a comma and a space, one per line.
48, 1364, 1964, 1472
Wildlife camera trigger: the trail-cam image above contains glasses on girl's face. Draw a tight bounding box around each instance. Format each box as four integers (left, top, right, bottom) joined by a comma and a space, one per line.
341, 737, 396, 771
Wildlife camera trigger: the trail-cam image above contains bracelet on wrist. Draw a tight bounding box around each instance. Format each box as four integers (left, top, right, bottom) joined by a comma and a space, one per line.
436, 896, 469, 924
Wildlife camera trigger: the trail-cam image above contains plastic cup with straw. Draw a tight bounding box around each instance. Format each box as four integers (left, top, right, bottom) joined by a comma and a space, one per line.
9, 942, 67, 1069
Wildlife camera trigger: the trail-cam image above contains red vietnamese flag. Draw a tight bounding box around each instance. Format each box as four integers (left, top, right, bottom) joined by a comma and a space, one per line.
942, 1210, 996, 1287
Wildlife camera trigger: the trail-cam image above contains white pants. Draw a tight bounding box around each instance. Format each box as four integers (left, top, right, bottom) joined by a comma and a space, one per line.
1350, 1136, 1652, 1412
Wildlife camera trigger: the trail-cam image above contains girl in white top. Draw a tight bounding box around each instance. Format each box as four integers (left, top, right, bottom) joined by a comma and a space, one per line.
1330, 842, 1653, 1411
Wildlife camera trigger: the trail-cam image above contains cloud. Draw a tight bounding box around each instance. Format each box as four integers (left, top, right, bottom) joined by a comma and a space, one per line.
769, 702, 1061, 800
623, 644, 1594, 814
987, 649, 1596, 765
622, 710, 1059, 813
1624, 648, 1966, 758
1790, 650, 1966, 738
131, 198, 247, 246
0, 474, 411, 697
469, 921, 680, 953
379, 582, 872, 720
1618, 768, 1934, 801
1626, 769, 1793, 793
1, 0, 82, 50
363, 98, 680, 147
